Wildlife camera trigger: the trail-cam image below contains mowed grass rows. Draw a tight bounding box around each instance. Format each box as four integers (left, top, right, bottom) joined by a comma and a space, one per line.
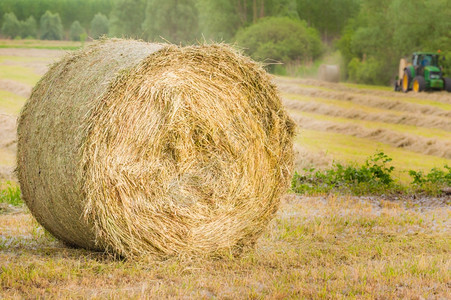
0, 47, 450, 177
0, 47, 63, 174
276, 77, 451, 179
0, 44, 450, 298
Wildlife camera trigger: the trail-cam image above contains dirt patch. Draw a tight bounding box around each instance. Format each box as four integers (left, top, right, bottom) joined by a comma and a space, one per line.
0, 166, 15, 181
0, 79, 31, 98
293, 144, 333, 170
0, 113, 17, 181
0, 113, 16, 148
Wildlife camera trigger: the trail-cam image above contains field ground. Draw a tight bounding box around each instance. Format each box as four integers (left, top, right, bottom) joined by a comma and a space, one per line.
275, 77, 451, 182
1, 195, 450, 298
0, 39, 87, 50
0, 43, 450, 298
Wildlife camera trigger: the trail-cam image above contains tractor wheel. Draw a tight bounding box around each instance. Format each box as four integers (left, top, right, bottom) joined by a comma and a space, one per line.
401, 71, 411, 93
413, 76, 426, 93
444, 78, 451, 92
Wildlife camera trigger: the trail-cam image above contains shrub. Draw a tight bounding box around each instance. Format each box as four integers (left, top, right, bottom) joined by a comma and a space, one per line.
90, 13, 109, 39
291, 152, 396, 195
347, 56, 387, 85
235, 17, 323, 72
70, 20, 86, 41
40, 11, 64, 40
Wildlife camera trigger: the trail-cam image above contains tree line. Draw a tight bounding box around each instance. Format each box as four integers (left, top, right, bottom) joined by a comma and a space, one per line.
1, 11, 109, 41
338, 0, 451, 85
1, 0, 360, 73
1, 0, 449, 84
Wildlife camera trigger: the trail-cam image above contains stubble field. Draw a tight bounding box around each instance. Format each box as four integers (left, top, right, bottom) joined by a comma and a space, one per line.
0, 43, 450, 298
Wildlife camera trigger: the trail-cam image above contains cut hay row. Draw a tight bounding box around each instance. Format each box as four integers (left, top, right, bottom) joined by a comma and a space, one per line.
283, 96, 451, 131
0, 65, 42, 86
0, 79, 31, 98
0, 112, 16, 149
17, 39, 294, 259
275, 77, 451, 104
0, 90, 26, 115
277, 82, 451, 118
298, 110, 451, 141
289, 111, 451, 159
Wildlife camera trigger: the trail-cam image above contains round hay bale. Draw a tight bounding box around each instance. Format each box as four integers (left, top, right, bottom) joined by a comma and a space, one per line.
399, 58, 407, 80
318, 64, 340, 82
17, 39, 295, 258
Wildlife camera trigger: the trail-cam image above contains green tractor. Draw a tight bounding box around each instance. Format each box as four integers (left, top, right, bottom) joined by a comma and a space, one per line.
394, 52, 451, 93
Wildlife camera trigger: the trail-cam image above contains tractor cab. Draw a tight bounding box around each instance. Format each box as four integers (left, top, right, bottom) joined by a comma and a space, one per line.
411, 52, 442, 80
412, 53, 439, 68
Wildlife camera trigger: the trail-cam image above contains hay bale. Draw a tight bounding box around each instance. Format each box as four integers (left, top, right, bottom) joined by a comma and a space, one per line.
17, 39, 295, 258
318, 64, 340, 82
398, 58, 409, 80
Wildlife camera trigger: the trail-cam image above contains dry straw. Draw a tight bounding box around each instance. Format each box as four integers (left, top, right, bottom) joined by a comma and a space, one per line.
17, 39, 295, 258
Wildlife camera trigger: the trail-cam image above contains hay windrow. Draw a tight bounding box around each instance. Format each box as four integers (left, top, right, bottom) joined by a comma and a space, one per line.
17, 39, 295, 258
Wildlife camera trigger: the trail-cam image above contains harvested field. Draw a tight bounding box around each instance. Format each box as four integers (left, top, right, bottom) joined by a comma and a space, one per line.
1, 194, 449, 298
275, 77, 451, 175
0, 44, 450, 298
0, 48, 64, 180
0, 49, 450, 180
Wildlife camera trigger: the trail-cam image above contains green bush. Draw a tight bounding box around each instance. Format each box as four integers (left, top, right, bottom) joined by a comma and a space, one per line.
291, 152, 396, 195
70, 20, 86, 41
40, 11, 64, 40
90, 13, 109, 39
347, 56, 387, 85
292, 152, 450, 196
409, 166, 451, 185
235, 17, 323, 72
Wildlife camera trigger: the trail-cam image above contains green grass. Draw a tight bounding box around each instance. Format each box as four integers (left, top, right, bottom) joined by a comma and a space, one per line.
0, 195, 449, 298
0, 55, 54, 63
0, 45, 81, 50
296, 129, 451, 182
284, 93, 404, 115
387, 96, 451, 111
292, 152, 451, 196
0, 65, 41, 86
343, 82, 393, 91
0, 89, 26, 115
0, 181, 22, 206
0, 39, 85, 50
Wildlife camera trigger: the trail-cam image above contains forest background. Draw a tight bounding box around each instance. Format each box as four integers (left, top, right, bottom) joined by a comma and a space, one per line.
0, 0, 450, 85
